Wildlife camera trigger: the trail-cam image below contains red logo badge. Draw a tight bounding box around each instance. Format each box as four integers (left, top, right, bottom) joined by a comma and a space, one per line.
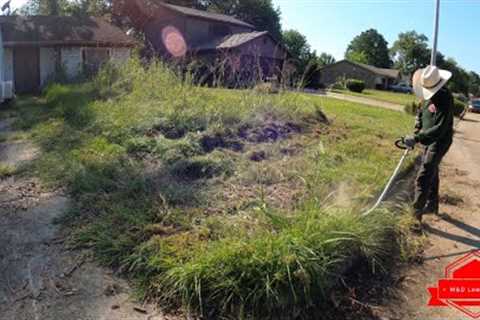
428, 103, 437, 113
428, 250, 480, 318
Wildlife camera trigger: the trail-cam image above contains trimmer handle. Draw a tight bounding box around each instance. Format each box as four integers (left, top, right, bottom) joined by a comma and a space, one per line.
395, 138, 413, 150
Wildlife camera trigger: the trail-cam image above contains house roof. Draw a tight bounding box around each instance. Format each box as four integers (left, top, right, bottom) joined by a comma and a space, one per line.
356, 62, 400, 79
0, 16, 136, 47
156, 2, 255, 29
321, 60, 400, 79
195, 31, 268, 51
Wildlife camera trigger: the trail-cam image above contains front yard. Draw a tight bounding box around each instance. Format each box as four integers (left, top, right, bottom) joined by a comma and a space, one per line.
7, 59, 420, 318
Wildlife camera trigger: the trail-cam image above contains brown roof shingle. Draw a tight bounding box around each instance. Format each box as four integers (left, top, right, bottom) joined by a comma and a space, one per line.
156, 2, 255, 29
356, 62, 400, 79
0, 16, 136, 47
194, 31, 268, 51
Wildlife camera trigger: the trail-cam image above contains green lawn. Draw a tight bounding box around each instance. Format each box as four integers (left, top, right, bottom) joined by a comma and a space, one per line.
12, 59, 419, 318
335, 88, 418, 106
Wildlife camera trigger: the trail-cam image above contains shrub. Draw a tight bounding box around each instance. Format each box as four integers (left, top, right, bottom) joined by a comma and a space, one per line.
404, 101, 422, 115
0, 164, 15, 178
346, 79, 366, 93
254, 82, 279, 94
453, 99, 466, 117
329, 82, 345, 91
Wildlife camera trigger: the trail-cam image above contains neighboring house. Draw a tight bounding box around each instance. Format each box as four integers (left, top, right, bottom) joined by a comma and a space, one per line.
0, 16, 136, 94
113, 0, 290, 84
319, 60, 401, 90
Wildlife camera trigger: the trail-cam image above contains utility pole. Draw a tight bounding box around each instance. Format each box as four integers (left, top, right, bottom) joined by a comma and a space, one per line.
430, 0, 441, 66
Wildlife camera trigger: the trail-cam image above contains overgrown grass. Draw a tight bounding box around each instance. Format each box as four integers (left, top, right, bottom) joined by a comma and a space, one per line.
335, 89, 417, 106
0, 163, 15, 178
14, 58, 418, 318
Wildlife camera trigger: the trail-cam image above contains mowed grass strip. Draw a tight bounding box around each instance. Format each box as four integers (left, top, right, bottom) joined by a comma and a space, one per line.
335, 89, 417, 106
14, 58, 417, 318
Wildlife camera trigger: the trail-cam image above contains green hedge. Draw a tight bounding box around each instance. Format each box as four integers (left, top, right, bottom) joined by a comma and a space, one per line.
346, 79, 365, 93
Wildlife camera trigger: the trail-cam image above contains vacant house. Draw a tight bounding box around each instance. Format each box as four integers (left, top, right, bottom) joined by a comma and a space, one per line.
0, 16, 136, 93
113, 0, 289, 83
319, 60, 401, 89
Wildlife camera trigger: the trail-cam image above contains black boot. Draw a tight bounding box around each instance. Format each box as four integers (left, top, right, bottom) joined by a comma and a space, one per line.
414, 209, 423, 223
424, 201, 439, 215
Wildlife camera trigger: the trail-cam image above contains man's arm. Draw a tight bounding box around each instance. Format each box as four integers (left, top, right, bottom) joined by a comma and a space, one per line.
414, 105, 452, 145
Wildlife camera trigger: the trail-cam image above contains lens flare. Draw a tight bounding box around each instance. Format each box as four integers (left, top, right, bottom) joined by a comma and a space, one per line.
162, 26, 187, 58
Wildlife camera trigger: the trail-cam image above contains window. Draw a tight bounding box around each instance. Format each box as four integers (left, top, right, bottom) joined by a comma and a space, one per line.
83, 48, 111, 75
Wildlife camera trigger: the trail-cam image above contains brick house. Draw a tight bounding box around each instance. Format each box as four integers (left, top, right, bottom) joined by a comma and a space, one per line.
318, 60, 401, 89
0, 16, 136, 93
113, 0, 290, 84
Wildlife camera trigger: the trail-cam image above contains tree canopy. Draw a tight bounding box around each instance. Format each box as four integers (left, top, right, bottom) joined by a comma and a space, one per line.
390, 31, 430, 75
207, 0, 282, 40
21, 0, 111, 16
317, 53, 336, 67
345, 29, 392, 68
164, 0, 282, 40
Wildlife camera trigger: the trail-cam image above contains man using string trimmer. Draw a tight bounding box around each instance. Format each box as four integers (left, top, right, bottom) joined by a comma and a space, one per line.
403, 65, 454, 223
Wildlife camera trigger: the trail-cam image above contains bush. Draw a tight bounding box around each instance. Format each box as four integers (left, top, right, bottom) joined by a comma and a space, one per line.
254, 82, 279, 94
346, 79, 366, 93
453, 99, 466, 117
404, 101, 422, 115
329, 82, 345, 91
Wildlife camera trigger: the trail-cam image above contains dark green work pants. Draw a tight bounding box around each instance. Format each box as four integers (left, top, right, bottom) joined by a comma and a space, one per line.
413, 138, 453, 214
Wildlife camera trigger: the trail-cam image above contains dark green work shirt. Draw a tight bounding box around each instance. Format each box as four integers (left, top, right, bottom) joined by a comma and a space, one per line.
414, 87, 454, 146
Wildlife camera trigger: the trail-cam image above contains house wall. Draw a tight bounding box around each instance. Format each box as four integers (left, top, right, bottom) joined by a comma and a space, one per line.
111, 48, 131, 63
40, 47, 57, 86
61, 47, 83, 80
237, 35, 286, 60
319, 61, 377, 88
185, 17, 211, 47
2, 45, 131, 93
3, 48, 13, 82
145, 6, 186, 55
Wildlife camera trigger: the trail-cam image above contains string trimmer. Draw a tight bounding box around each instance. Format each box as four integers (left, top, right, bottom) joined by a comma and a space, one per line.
362, 138, 414, 216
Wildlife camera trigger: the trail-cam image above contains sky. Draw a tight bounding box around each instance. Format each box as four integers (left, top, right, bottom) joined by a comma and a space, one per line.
272, 0, 480, 73
8, 0, 480, 73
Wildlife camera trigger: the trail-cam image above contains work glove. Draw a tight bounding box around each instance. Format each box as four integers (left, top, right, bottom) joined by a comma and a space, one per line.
403, 135, 416, 149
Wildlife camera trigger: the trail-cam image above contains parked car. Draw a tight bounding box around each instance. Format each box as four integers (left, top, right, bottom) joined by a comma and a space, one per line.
389, 83, 413, 94
468, 99, 480, 113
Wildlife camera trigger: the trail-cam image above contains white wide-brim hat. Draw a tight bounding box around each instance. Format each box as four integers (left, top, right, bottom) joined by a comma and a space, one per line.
413, 65, 452, 100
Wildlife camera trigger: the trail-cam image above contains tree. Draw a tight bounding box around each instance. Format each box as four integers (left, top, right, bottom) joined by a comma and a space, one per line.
207, 0, 282, 40
469, 71, 480, 97
67, 0, 111, 16
345, 50, 368, 65
391, 31, 430, 75
345, 29, 391, 68
437, 57, 470, 96
21, 0, 111, 16
317, 52, 336, 67
282, 29, 320, 87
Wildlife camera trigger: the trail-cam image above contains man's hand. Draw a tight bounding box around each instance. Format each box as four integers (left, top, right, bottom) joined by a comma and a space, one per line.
404, 135, 416, 149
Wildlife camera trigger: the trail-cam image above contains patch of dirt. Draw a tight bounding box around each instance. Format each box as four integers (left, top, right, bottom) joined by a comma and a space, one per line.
439, 193, 464, 206
200, 133, 244, 153
0, 118, 172, 320
238, 120, 303, 144
249, 150, 267, 162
